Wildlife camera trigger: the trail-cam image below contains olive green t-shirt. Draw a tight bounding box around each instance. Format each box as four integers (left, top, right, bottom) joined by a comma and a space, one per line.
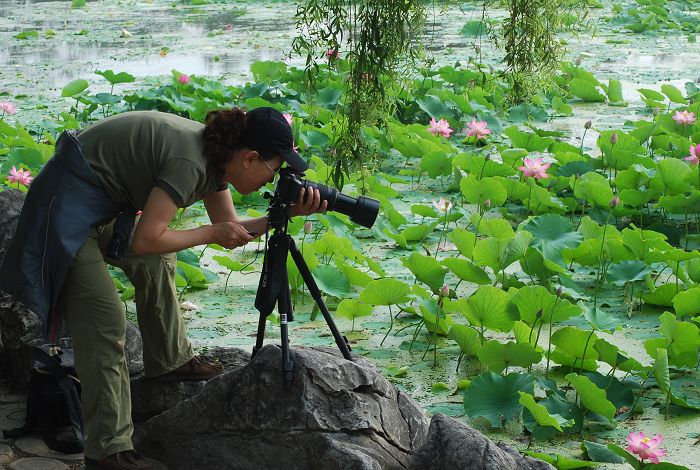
76, 111, 225, 210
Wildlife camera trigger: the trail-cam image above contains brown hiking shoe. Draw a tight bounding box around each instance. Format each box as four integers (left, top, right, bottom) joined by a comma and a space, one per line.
155, 355, 224, 382
85, 450, 166, 470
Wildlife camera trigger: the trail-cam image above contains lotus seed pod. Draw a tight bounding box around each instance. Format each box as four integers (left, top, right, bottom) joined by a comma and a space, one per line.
610, 132, 619, 145
584, 120, 592, 129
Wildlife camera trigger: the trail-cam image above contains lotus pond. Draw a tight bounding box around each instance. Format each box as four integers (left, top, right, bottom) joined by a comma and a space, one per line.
1, 0, 700, 469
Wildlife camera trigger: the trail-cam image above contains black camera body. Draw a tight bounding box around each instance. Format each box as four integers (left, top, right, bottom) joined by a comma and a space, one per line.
272, 168, 379, 228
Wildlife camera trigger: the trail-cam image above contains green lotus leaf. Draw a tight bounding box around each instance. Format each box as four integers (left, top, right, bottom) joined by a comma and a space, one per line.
359, 278, 411, 306
442, 257, 491, 284
661, 83, 686, 104
473, 237, 516, 272
500, 147, 529, 165
250, 60, 287, 82
95, 69, 135, 85
565, 373, 616, 422
401, 222, 438, 242
61, 79, 89, 97
384, 204, 407, 228
504, 126, 554, 151
522, 214, 582, 268
650, 157, 692, 196
402, 253, 447, 292
525, 392, 584, 440
460, 19, 488, 36
594, 338, 645, 373
336, 299, 373, 321
569, 77, 606, 102
382, 228, 408, 249
583, 372, 635, 409
477, 340, 542, 373
658, 192, 700, 214
525, 451, 600, 469
581, 441, 625, 464
446, 228, 476, 258
642, 283, 678, 307
421, 151, 453, 178
621, 226, 670, 263
655, 348, 671, 394
460, 175, 507, 207
643, 312, 700, 368
470, 213, 514, 239
416, 95, 454, 119
459, 285, 517, 332
510, 285, 582, 325
604, 79, 626, 105
212, 255, 254, 272
550, 327, 599, 371
176, 261, 209, 289
574, 176, 614, 209
334, 260, 373, 288
582, 305, 624, 333
519, 392, 573, 432
607, 444, 644, 469
411, 204, 439, 218
606, 260, 652, 285
448, 324, 481, 357
672, 286, 700, 318
462, 371, 534, 427
312, 265, 350, 298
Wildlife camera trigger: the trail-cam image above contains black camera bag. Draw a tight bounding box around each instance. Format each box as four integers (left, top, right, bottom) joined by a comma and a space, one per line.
3, 346, 85, 454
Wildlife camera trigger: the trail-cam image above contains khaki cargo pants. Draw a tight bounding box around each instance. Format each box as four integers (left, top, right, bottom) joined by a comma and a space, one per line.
58, 223, 193, 460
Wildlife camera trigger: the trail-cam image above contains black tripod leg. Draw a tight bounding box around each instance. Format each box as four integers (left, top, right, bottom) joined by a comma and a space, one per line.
288, 237, 353, 361
252, 308, 267, 358
278, 279, 294, 389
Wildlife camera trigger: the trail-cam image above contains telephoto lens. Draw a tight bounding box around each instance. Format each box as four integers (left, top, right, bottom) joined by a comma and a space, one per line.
275, 169, 380, 228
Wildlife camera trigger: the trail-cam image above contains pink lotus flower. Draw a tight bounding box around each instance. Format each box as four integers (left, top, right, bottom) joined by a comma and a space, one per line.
625, 432, 667, 464
672, 110, 696, 126
685, 144, 700, 165
518, 157, 551, 180
0, 101, 16, 115
283, 113, 293, 127
427, 118, 453, 138
433, 197, 453, 213
7, 166, 33, 186
326, 49, 340, 60
178, 74, 190, 85
465, 117, 491, 140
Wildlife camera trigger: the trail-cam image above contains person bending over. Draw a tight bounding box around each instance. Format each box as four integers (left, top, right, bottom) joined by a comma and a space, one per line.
0, 107, 326, 470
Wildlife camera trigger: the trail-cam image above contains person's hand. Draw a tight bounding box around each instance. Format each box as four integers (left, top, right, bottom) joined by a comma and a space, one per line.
289, 187, 328, 217
209, 222, 254, 249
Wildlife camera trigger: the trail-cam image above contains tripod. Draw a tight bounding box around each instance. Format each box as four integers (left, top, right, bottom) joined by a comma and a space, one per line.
252, 198, 353, 389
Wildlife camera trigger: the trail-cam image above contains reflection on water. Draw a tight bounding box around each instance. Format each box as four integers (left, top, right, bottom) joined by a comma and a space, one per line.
0, 0, 289, 85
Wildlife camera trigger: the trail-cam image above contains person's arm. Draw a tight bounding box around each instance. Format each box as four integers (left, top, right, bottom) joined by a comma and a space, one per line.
132, 187, 253, 255
202, 187, 328, 238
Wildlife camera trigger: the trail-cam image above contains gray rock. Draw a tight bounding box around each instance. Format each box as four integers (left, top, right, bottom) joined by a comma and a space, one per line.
410, 413, 554, 470
130, 347, 250, 422
134, 345, 429, 470
8, 457, 69, 470
124, 321, 143, 376
0, 443, 13, 464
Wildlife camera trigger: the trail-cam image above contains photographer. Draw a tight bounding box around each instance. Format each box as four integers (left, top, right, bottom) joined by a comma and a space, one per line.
0, 107, 326, 470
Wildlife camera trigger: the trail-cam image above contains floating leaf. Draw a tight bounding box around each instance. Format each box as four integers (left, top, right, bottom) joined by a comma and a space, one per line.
462, 371, 534, 426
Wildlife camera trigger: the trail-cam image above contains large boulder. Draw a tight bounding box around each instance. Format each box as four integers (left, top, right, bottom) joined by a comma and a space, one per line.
411, 413, 554, 470
130, 346, 250, 422
134, 345, 429, 470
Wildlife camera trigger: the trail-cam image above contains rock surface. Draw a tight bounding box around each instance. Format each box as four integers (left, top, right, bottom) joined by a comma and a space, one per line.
130, 346, 250, 422
134, 345, 429, 470
411, 413, 554, 469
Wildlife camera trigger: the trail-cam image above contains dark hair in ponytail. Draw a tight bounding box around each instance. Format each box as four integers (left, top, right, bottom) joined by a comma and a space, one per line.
202, 108, 248, 174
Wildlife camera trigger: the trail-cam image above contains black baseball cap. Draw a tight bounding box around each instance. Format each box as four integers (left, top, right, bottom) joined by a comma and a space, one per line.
244, 107, 308, 171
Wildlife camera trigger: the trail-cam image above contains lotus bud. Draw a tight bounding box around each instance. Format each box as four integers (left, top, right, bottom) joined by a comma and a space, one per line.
178, 74, 190, 85
584, 120, 592, 129
610, 194, 620, 208
485, 153, 491, 161
556, 286, 563, 297
610, 132, 619, 145
484, 199, 491, 209
439, 283, 450, 298
303, 221, 313, 234
653, 106, 660, 117
575, 57, 582, 66
474, 45, 481, 54
536, 309, 543, 318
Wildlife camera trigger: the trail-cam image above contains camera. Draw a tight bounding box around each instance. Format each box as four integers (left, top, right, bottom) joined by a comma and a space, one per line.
272, 168, 380, 228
